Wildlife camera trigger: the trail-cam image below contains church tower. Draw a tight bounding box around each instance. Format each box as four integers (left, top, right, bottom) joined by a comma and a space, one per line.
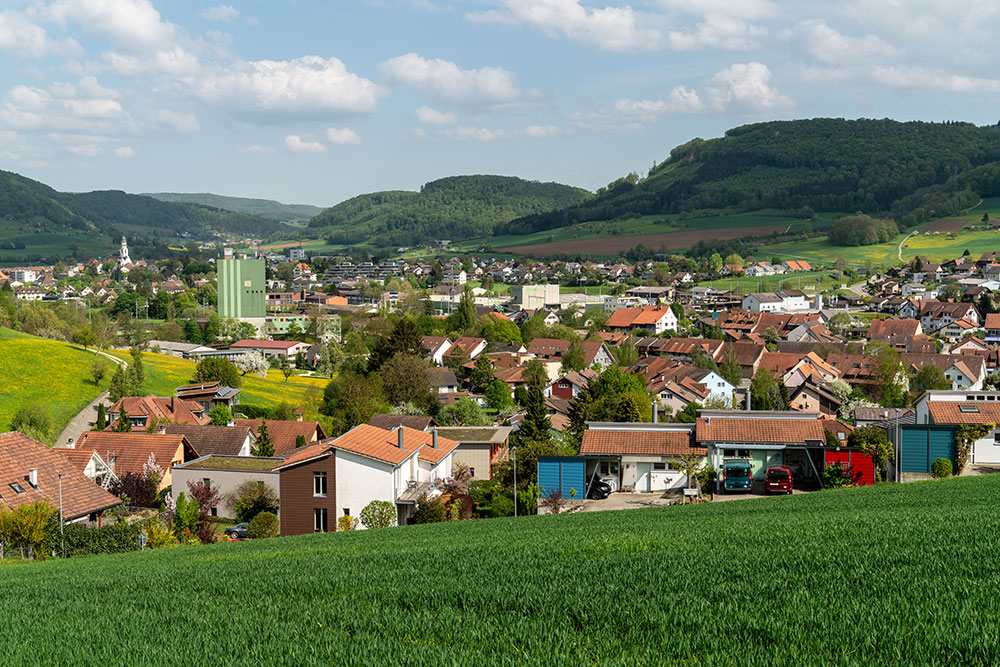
118, 236, 131, 267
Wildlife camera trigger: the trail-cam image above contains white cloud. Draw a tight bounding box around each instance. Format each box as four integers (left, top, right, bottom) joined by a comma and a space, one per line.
381, 53, 521, 105
194, 56, 385, 114
0, 83, 129, 133
115, 146, 133, 157
238, 144, 274, 154
668, 14, 767, 50
415, 105, 456, 124
523, 124, 559, 137
325, 127, 361, 145
0, 10, 79, 58
285, 135, 327, 152
654, 0, 778, 20
704, 62, 793, 112
152, 110, 199, 133
470, 0, 663, 52
614, 85, 704, 119
433, 124, 560, 141
200, 5, 240, 22
793, 20, 900, 65
46, 0, 178, 53
68, 143, 102, 156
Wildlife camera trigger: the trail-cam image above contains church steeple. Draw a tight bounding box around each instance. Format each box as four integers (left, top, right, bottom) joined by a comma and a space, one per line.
118, 236, 131, 267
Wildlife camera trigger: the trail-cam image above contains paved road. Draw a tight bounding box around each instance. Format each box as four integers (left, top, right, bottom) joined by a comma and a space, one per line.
55, 348, 126, 448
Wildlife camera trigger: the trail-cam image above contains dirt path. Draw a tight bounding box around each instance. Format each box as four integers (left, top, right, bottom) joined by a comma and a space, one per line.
55, 349, 126, 448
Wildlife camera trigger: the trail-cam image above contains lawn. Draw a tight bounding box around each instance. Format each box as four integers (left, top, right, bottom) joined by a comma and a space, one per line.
698, 269, 833, 295
106, 350, 328, 411
901, 229, 1000, 263
4, 474, 1000, 663
0, 327, 110, 443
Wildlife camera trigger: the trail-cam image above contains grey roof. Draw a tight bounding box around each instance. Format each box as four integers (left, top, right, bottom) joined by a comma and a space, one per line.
434, 426, 513, 444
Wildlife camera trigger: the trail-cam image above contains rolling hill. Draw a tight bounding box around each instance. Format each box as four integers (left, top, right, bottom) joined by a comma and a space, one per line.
306, 175, 591, 247
144, 192, 324, 223
497, 118, 1000, 238
0, 170, 287, 263
3, 473, 999, 663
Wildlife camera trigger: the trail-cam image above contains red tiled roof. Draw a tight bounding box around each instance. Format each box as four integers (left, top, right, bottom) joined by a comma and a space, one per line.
695, 417, 827, 444
0, 433, 119, 519
580, 428, 704, 456
75, 432, 198, 477
928, 402, 1000, 425
232, 419, 325, 457
869, 318, 921, 338
984, 313, 1000, 329
107, 394, 208, 426
161, 424, 253, 457
273, 442, 334, 470
329, 424, 427, 465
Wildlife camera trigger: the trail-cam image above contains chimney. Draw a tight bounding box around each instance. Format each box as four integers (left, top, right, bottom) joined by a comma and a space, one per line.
156, 424, 167, 435
745, 389, 751, 411
706, 416, 711, 425
28, 469, 37, 487
432, 428, 439, 449
227, 419, 235, 427
652, 401, 658, 423
171, 396, 175, 413
67, 437, 75, 449
397, 427, 405, 450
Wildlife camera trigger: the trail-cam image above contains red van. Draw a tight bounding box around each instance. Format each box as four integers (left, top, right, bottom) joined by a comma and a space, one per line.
765, 466, 793, 494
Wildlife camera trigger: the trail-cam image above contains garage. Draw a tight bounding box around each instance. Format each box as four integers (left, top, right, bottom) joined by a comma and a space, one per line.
537, 456, 585, 499
898, 425, 956, 474
823, 449, 875, 486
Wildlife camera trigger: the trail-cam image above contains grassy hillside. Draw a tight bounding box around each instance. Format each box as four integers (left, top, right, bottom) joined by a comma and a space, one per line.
107, 349, 327, 411
144, 192, 324, 223
307, 175, 591, 247
0, 170, 285, 262
4, 474, 1000, 663
0, 328, 109, 444
500, 118, 1000, 239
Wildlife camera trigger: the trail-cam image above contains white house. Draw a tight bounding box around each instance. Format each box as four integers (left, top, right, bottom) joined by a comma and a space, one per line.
580, 422, 703, 493
742, 290, 810, 312
422, 336, 453, 366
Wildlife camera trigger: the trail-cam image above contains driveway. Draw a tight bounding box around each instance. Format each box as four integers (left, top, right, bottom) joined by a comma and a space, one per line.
56, 391, 109, 447
578, 492, 680, 513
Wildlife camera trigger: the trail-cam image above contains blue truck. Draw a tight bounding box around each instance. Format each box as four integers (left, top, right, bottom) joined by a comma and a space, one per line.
722, 458, 753, 493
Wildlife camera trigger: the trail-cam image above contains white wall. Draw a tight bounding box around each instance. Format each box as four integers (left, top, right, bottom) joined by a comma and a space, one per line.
973, 430, 1000, 464
335, 450, 396, 526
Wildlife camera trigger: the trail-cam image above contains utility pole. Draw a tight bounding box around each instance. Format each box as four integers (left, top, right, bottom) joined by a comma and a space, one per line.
57, 472, 65, 557
512, 445, 517, 518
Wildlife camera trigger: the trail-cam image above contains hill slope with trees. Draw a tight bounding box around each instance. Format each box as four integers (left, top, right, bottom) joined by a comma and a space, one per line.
497, 118, 1000, 237
144, 192, 324, 223
307, 175, 591, 246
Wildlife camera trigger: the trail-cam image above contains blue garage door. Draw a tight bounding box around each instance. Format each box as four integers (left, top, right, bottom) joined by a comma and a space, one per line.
900, 426, 956, 473
537, 457, 585, 499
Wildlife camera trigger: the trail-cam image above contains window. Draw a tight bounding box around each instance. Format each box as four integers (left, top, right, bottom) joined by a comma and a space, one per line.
960, 405, 980, 413
468, 467, 475, 477
314, 508, 328, 533
342, 508, 350, 517
210, 507, 217, 517
653, 462, 666, 471
9, 482, 25, 494
202, 478, 211, 488
313, 471, 327, 497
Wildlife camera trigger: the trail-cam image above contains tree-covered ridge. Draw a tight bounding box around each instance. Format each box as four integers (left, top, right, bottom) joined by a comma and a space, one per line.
144, 192, 324, 223
497, 118, 1000, 237
308, 175, 591, 246
0, 170, 285, 241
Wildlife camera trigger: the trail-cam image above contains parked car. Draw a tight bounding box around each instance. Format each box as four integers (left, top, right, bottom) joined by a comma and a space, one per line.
225, 523, 249, 540
765, 466, 793, 494
587, 477, 612, 500
722, 458, 753, 493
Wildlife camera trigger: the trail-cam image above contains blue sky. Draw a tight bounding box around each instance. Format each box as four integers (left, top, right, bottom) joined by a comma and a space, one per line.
2, 0, 1000, 207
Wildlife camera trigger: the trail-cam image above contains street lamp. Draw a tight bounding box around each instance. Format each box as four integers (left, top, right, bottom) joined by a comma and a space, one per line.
512, 444, 517, 518
57, 472, 65, 557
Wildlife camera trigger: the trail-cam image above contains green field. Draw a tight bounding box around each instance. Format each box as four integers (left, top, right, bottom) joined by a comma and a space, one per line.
902, 229, 1000, 263
0, 328, 110, 442
755, 234, 904, 268
107, 349, 328, 411
698, 269, 833, 294
453, 211, 838, 252
0, 219, 115, 266
4, 474, 1000, 663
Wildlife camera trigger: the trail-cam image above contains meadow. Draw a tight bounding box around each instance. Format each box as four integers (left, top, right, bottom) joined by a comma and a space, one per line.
697, 269, 833, 294
0, 328, 109, 443
3, 474, 1000, 664
106, 349, 328, 411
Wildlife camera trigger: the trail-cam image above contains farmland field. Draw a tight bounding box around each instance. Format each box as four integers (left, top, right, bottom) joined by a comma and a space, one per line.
0, 328, 110, 443
5, 474, 1000, 663
106, 349, 327, 410
698, 269, 832, 294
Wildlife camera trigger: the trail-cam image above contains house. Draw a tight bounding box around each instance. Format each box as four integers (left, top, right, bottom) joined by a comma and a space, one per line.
0, 432, 120, 524
742, 291, 810, 312
952, 337, 991, 356
605, 305, 678, 334
525, 338, 614, 370
59, 448, 119, 489
433, 426, 512, 481
71, 431, 201, 491
161, 424, 255, 457
229, 339, 313, 360
368, 414, 439, 432
938, 318, 983, 343
430, 367, 460, 394
788, 381, 841, 416
174, 382, 241, 412
422, 336, 453, 365
580, 422, 704, 493
985, 313, 1000, 343
903, 353, 985, 391
232, 419, 326, 457
449, 337, 488, 361
913, 391, 1000, 464
918, 300, 979, 333
696, 411, 829, 490
548, 369, 598, 400
782, 352, 840, 389
783, 260, 812, 272
106, 395, 209, 429
171, 455, 281, 517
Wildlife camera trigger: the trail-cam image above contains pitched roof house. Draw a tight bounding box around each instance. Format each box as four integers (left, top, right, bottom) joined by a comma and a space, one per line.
232, 419, 326, 457
0, 432, 120, 522
106, 395, 209, 429
161, 424, 255, 457
72, 431, 200, 491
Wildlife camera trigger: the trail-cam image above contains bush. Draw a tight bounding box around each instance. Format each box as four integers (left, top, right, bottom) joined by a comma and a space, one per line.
55, 520, 143, 557
821, 464, 853, 489
109, 472, 158, 508
9, 404, 52, 442
337, 515, 358, 531
248, 511, 280, 539
413, 494, 447, 524
931, 458, 953, 479
225, 480, 279, 523
359, 500, 396, 529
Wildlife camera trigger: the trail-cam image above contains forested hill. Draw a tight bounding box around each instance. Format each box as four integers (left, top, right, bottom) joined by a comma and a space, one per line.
308, 175, 591, 246
0, 170, 285, 241
496, 118, 1000, 237
144, 192, 324, 223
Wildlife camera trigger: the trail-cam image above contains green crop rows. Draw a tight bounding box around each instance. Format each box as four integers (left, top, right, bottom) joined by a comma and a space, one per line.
4, 475, 1000, 664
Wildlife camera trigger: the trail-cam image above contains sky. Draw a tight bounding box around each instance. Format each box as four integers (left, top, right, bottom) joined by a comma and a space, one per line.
2, 1, 1000, 207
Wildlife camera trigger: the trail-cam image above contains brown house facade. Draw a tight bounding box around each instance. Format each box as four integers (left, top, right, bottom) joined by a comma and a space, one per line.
274, 444, 337, 536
